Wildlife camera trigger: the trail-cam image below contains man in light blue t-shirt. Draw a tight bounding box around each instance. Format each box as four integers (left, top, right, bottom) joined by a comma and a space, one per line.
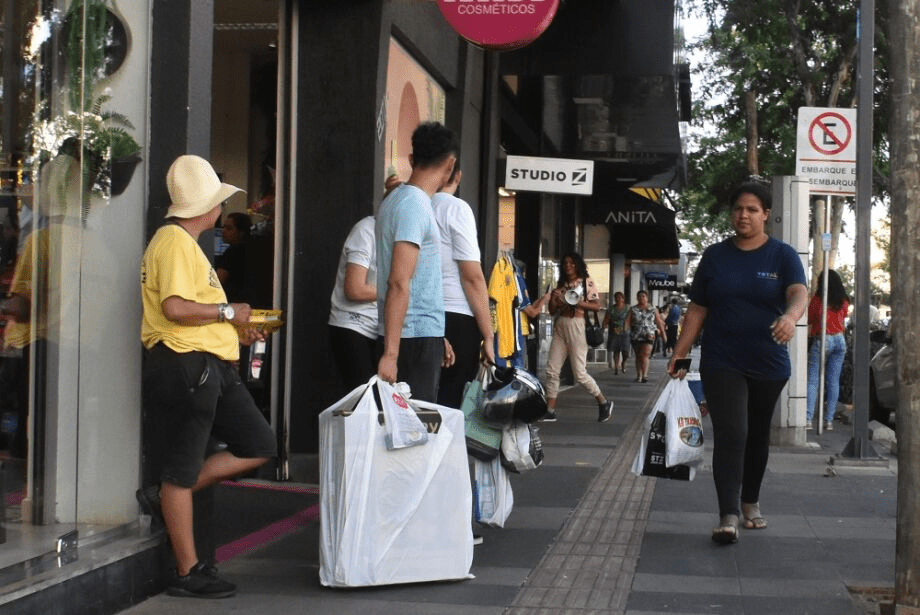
376, 122, 459, 402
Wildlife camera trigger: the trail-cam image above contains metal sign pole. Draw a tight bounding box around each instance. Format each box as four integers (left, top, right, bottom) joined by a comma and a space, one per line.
840, 0, 879, 459
817, 199, 830, 433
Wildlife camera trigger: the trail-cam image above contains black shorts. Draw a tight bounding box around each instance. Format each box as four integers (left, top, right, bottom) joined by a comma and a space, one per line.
142, 344, 277, 487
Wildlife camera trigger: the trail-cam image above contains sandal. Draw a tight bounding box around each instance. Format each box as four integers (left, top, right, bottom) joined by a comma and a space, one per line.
742, 503, 767, 530
712, 514, 740, 544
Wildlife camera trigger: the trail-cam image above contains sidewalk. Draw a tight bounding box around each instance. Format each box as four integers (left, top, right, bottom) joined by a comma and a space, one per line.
119, 351, 896, 615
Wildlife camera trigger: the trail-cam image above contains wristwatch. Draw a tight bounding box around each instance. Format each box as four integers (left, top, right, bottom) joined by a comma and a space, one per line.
217, 303, 235, 322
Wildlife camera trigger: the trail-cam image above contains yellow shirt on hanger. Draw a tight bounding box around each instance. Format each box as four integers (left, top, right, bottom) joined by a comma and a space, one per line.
488, 256, 519, 358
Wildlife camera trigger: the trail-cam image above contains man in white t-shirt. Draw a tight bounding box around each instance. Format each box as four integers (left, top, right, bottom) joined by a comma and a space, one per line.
328, 215, 378, 392
432, 166, 495, 408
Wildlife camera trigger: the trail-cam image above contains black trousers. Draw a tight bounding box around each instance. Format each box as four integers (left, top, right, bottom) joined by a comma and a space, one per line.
701, 367, 787, 518
438, 312, 483, 409
329, 325, 378, 395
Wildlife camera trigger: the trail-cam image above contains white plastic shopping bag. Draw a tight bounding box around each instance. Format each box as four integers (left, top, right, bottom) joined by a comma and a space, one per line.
319, 376, 474, 587
664, 378, 704, 468
631, 378, 704, 481
376, 379, 429, 450
473, 456, 514, 527
500, 421, 543, 473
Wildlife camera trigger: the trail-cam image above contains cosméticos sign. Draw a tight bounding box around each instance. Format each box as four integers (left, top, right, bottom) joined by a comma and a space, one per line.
436, 0, 561, 51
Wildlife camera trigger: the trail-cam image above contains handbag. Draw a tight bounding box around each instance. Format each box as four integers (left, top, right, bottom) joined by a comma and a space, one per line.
584, 311, 605, 348
460, 364, 503, 460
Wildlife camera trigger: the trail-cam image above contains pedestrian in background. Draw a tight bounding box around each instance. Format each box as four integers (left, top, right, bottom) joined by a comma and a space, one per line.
668, 181, 807, 545
543, 252, 614, 423
805, 269, 849, 431
215, 211, 252, 304
664, 297, 681, 357
625, 289, 665, 383
603, 291, 630, 374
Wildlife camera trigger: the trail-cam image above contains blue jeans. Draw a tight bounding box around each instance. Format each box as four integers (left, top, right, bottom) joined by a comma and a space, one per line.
806, 333, 847, 422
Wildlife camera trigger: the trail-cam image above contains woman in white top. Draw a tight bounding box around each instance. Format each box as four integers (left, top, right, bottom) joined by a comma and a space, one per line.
328, 215, 378, 392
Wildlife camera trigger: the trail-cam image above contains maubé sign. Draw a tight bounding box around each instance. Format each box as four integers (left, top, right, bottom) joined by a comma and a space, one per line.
645, 272, 677, 290
436, 0, 561, 51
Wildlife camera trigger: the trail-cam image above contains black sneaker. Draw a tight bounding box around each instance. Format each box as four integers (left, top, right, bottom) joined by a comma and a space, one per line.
598, 401, 613, 423
136, 485, 164, 529
540, 410, 558, 422
167, 562, 237, 599
473, 534, 483, 545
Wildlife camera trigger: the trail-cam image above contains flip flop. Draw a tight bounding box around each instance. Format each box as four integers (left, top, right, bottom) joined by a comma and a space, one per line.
742, 503, 767, 530
712, 514, 739, 544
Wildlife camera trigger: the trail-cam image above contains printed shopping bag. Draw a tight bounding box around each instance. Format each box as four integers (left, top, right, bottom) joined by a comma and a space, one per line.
500, 421, 544, 473
630, 379, 704, 481
375, 379, 428, 450
663, 378, 704, 468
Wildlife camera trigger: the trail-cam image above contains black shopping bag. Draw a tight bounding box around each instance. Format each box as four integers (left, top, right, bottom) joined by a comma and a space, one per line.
641, 411, 692, 481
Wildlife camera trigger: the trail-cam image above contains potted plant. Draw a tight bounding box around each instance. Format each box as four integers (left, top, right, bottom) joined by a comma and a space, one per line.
43, 0, 139, 198
34, 94, 141, 197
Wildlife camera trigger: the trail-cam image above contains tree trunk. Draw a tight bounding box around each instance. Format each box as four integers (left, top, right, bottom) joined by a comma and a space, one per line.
888, 0, 920, 606
743, 91, 759, 175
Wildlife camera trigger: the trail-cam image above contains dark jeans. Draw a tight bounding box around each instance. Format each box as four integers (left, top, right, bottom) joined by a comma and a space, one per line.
329, 324, 378, 394
376, 336, 443, 403
438, 312, 482, 409
701, 367, 787, 518
665, 324, 678, 351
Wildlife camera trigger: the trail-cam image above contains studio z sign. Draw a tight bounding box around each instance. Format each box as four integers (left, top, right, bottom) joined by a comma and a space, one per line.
436, 0, 561, 51
504, 155, 594, 196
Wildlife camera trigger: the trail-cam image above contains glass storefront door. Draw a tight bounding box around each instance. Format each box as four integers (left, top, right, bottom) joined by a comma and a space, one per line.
1, 0, 147, 567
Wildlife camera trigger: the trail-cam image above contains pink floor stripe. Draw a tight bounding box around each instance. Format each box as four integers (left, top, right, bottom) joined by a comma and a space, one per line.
219, 480, 319, 495
215, 504, 319, 563
5, 490, 24, 506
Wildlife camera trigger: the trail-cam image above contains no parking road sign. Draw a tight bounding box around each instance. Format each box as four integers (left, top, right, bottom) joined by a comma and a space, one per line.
795, 107, 857, 196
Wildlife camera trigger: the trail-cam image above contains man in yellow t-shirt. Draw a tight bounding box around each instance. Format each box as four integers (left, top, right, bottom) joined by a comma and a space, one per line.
137, 155, 276, 599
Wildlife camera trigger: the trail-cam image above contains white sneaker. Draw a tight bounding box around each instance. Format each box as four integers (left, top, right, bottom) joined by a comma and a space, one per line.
805, 420, 813, 430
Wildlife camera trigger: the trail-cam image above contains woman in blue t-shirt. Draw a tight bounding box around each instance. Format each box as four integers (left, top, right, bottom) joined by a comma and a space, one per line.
667, 182, 808, 545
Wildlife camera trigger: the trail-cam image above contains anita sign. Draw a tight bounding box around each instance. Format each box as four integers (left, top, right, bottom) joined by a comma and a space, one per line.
436, 0, 561, 51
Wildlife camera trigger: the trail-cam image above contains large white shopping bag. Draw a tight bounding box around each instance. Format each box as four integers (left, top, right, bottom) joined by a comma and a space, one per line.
319, 376, 474, 587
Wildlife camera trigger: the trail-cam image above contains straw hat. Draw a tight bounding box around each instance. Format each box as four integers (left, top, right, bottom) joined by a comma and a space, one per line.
166, 155, 243, 219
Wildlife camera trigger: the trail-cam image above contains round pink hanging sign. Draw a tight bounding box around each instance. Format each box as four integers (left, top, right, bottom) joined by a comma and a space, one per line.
436, 0, 561, 51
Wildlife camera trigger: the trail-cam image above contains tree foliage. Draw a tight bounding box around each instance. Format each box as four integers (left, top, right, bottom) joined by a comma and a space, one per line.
677, 0, 890, 263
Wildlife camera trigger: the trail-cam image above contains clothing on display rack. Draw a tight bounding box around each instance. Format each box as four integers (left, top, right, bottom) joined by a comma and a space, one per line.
488, 253, 533, 369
